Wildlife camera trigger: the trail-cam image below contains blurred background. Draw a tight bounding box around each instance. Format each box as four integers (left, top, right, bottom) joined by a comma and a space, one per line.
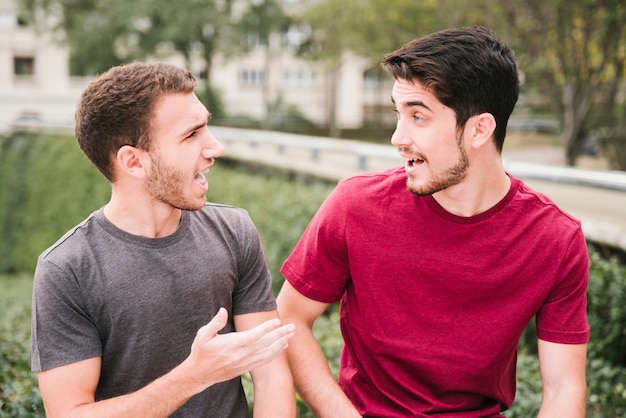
1, 0, 625, 170
1, 1, 625, 416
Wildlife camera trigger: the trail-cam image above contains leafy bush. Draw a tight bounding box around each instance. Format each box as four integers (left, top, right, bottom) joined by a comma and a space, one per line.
0, 132, 110, 274
0, 275, 44, 417
586, 250, 626, 366
0, 132, 334, 293
2, 131, 626, 415
206, 160, 335, 294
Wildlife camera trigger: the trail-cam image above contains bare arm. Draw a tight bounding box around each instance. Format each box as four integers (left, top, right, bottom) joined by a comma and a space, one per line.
234, 309, 296, 418
38, 308, 295, 418
276, 281, 361, 418
537, 339, 587, 418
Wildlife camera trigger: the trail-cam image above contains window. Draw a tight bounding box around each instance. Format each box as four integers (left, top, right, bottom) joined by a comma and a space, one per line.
14, 57, 35, 76
241, 69, 265, 87
283, 69, 313, 88
363, 67, 388, 89
0, 11, 16, 30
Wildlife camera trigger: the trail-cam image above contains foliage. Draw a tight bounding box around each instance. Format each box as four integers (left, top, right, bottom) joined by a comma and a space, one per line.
207, 159, 334, 293
0, 130, 333, 289
18, 0, 626, 166
2, 131, 626, 415
18, 0, 259, 114
0, 275, 43, 417
0, 131, 110, 274
586, 249, 626, 366
503, 354, 542, 417
482, 0, 626, 167
586, 357, 626, 417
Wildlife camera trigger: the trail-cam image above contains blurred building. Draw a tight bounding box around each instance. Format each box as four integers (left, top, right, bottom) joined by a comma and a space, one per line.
0, 0, 90, 130
0, 0, 393, 133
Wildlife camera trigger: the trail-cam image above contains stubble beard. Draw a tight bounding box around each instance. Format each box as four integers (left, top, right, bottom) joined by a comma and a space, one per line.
406, 138, 470, 196
145, 152, 206, 211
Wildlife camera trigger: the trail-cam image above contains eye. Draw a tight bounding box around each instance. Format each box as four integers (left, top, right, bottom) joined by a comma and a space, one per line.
413, 115, 426, 123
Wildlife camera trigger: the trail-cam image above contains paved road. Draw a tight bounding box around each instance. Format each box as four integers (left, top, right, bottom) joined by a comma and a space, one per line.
214, 127, 626, 252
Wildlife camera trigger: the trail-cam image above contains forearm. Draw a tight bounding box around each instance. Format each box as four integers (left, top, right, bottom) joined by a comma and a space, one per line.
250, 355, 296, 417
287, 326, 360, 418
537, 383, 586, 418
62, 359, 206, 418
537, 340, 587, 418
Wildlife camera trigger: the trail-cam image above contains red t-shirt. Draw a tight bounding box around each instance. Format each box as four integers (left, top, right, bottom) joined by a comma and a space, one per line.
281, 167, 589, 417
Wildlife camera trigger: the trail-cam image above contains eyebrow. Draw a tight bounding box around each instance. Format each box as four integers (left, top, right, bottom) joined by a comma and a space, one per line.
391, 96, 432, 112
189, 113, 212, 132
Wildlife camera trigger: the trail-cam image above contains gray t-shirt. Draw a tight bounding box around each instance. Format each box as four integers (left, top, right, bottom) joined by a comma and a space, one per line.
31, 203, 277, 417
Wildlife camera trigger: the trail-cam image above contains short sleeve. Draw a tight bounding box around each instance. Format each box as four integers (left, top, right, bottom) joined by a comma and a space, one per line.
31, 258, 102, 372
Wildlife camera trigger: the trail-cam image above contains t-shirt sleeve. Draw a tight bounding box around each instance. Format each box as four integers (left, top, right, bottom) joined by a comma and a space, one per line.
231, 211, 277, 315
535, 227, 590, 344
280, 182, 351, 304
31, 258, 102, 372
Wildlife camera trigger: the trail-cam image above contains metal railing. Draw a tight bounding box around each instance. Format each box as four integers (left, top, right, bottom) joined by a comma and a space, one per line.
6, 122, 626, 193
211, 126, 626, 192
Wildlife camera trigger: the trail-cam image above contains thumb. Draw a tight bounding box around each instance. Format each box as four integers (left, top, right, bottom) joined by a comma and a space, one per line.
197, 307, 229, 342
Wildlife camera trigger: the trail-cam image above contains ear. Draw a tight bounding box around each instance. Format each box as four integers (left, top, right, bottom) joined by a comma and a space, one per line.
467, 113, 496, 150
115, 145, 148, 179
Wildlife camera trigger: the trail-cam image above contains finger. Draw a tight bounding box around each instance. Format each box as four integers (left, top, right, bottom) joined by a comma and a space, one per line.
196, 308, 228, 342
242, 317, 284, 342
245, 324, 296, 369
248, 323, 296, 357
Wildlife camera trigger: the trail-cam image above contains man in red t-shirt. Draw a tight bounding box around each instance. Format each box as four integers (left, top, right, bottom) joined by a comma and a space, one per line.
277, 26, 589, 417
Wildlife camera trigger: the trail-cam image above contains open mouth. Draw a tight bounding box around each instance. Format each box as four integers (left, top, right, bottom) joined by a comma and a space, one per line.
408, 158, 424, 167
195, 172, 208, 187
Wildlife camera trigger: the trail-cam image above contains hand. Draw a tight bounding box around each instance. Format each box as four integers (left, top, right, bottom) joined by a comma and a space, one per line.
185, 308, 295, 391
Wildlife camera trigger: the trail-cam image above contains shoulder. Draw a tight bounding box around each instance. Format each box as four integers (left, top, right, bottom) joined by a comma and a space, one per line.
188, 203, 259, 242
198, 201, 249, 217
509, 176, 585, 251
513, 176, 581, 229
338, 166, 406, 190
331, 166, 407, 203
38, 211, 100, 266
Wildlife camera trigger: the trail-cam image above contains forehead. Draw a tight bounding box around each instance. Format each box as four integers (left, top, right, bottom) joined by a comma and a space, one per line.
151, 92, 208, 133
153, 91, 206, 119
391, 79, 441, 109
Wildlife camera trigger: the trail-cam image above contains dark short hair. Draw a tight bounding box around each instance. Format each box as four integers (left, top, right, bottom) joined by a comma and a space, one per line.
75, 62, 197, 181
381, 26, 519, 152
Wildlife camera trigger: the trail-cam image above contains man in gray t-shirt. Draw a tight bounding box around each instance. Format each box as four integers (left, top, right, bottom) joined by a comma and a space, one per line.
31, 62, 296, 417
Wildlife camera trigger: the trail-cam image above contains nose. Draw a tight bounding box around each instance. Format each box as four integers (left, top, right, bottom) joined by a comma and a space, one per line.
390, 120, 412, 148
202, 129, 225, 159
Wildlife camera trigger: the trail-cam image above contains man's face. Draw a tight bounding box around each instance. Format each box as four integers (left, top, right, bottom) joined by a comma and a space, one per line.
390, 78, 469, 196
145, 92, 224, 211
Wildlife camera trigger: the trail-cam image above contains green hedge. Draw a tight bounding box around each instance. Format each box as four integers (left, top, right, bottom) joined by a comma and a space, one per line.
0, 131, 333, 293
0, 131, 110, 274
1, 131, 626, 416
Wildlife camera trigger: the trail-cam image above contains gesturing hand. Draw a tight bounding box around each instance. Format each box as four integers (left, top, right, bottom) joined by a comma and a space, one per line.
185, 308, 295, 391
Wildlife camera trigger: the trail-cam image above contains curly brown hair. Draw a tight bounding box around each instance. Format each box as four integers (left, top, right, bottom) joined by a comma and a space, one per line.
75, 62, 197, 182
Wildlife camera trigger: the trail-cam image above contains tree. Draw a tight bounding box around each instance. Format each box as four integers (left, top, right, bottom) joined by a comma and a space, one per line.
18, 0, 133, 74
290, 0, 362, 137
235, 0, 291, 129
17, 0, 242, 114
488, 0, 626, 167
293, 0, 448, 136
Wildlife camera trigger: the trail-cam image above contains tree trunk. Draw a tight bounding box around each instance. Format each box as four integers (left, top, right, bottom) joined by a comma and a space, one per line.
326, 64, 341, 138
561, 82, 592, 166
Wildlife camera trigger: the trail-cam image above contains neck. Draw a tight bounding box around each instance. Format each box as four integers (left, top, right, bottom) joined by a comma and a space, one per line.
103, 187, 182, 238
433, 158, 510, 217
